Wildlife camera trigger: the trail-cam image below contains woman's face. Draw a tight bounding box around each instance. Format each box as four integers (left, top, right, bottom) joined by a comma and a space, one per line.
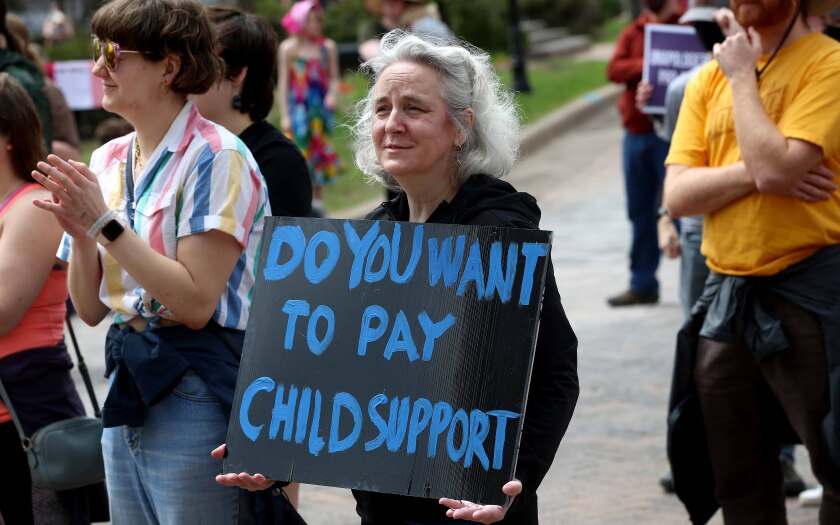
381, 0, 408, 26
92, 41, 169, 118
371, 61, 461, 185
304, 9, 324, 37
663, 0, 681, 18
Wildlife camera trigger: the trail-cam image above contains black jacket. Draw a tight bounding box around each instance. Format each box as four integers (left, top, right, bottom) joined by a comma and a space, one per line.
352, 175, 580, 524
240, 121, 312, 218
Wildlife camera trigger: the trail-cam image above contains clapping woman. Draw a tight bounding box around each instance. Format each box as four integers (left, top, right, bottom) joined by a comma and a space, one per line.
31, 0, 268, 522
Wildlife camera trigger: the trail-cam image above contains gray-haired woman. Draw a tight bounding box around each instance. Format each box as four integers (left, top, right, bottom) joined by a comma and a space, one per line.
215, 29, 579, 524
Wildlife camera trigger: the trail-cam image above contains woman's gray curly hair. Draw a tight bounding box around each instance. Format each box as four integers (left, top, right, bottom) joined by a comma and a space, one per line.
349, 29, 521, 191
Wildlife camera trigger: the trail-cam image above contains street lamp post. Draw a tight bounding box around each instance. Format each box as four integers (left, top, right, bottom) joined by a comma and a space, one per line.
507, 0, 531, 93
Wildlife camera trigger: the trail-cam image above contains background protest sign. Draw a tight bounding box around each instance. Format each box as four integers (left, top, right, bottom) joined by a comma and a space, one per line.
223, 217, 552, 505
642, 24, 707, 114
47, 60, 103, 111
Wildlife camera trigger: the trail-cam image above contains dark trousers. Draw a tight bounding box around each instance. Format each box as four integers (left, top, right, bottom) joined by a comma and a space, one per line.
0, 345, 110, 524
695, 293, 840, 524
0, 421, 34, 523
622, 130, 669, 294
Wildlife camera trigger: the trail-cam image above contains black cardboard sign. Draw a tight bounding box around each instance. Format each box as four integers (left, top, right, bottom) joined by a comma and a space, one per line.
223, 217, 552, 505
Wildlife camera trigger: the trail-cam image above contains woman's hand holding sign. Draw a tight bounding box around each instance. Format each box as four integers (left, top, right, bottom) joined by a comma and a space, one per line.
210, 445, 522, 523
211, 445, 274, 491
214, 443, 521, 522
439, 479, 522, 524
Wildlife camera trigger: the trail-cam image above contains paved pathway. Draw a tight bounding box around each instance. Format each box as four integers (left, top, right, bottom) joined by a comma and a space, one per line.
69, 106, 820, 524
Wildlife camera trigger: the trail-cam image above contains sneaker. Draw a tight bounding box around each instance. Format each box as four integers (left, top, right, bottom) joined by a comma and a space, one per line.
607, 289, 659, 307
659, 471, 676, 493
781, 457, 807, 497
798, 485, 823, 507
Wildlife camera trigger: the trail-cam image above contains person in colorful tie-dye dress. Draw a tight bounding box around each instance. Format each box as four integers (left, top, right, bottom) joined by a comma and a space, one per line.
279, 0, 343, 214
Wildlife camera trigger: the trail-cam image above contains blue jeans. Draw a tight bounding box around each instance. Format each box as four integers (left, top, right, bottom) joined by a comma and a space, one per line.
102, 370, 241, 524
622, 131, 669, 294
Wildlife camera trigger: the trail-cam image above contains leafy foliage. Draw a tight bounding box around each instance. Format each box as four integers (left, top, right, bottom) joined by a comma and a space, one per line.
520, 0, 623, 35
444, 0, 509, 52
312, 0, 622, 53
322, 0, 379, 43
41, 32, 92, 61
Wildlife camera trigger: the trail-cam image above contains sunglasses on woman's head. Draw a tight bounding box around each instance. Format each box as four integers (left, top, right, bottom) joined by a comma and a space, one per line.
92, 35, 146, 71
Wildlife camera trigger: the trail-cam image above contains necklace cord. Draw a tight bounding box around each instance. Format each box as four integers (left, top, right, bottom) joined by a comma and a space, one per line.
755, 1, 802, 81
134, 137, 145, 174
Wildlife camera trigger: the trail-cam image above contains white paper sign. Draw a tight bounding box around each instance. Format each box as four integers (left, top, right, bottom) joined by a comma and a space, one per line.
50, 60, 103, 111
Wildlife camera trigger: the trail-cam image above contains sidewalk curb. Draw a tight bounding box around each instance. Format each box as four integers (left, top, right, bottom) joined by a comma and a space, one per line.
330, 83, 623, 220
519, 83, 622, 158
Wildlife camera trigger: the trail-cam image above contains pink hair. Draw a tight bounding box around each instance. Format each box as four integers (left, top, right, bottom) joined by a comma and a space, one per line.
281, 0, 322, 37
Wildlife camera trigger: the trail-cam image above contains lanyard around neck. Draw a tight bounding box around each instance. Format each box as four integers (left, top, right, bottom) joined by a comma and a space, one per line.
126, 139, 138, 230
125, 139, 173, 231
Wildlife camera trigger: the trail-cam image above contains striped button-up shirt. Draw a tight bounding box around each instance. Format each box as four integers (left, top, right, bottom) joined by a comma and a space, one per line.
59, 102, 269, 330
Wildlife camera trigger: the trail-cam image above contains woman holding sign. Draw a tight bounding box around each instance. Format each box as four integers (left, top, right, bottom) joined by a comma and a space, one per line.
215, 29, 579, 524
31, 0, 268, 522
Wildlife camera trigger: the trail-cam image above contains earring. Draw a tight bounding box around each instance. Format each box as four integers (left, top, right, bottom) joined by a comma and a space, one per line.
232, 94, 243, 111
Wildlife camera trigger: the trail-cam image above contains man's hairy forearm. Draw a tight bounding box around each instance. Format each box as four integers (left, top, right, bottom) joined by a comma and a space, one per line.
730, 77, 821, 191
664, 161, 756, 217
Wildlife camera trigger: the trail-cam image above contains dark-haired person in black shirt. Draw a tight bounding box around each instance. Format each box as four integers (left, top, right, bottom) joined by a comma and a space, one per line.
192, 6, 312, 218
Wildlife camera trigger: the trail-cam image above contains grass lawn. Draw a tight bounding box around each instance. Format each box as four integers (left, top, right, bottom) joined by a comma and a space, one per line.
597, 15, 630, 43
321, 74, 381, 213
500, 59, 608, 126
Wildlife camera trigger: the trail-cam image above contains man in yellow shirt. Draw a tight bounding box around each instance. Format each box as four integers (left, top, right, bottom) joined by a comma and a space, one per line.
664, 0, 840, 522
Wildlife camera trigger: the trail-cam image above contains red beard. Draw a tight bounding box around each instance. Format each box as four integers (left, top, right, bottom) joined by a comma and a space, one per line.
731, 0, 798, 28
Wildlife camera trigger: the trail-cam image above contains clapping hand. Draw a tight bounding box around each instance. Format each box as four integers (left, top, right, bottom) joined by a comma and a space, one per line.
31, 154, 108, 240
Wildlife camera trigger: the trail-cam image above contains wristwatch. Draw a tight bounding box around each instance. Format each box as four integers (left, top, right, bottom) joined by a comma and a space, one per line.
657, 206, 670, 219
99, 218, 125, 243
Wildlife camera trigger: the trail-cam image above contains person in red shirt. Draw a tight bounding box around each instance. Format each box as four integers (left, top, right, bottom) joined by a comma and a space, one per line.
606, 0, 682, 307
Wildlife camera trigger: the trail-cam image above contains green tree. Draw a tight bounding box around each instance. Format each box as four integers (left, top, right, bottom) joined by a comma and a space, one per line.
626, 0, 642, 18
519, 0, 623, 35
445, 0, 509, 51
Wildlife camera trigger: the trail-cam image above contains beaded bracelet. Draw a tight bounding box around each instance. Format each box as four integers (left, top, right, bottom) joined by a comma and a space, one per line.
86, 209, 118, 240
